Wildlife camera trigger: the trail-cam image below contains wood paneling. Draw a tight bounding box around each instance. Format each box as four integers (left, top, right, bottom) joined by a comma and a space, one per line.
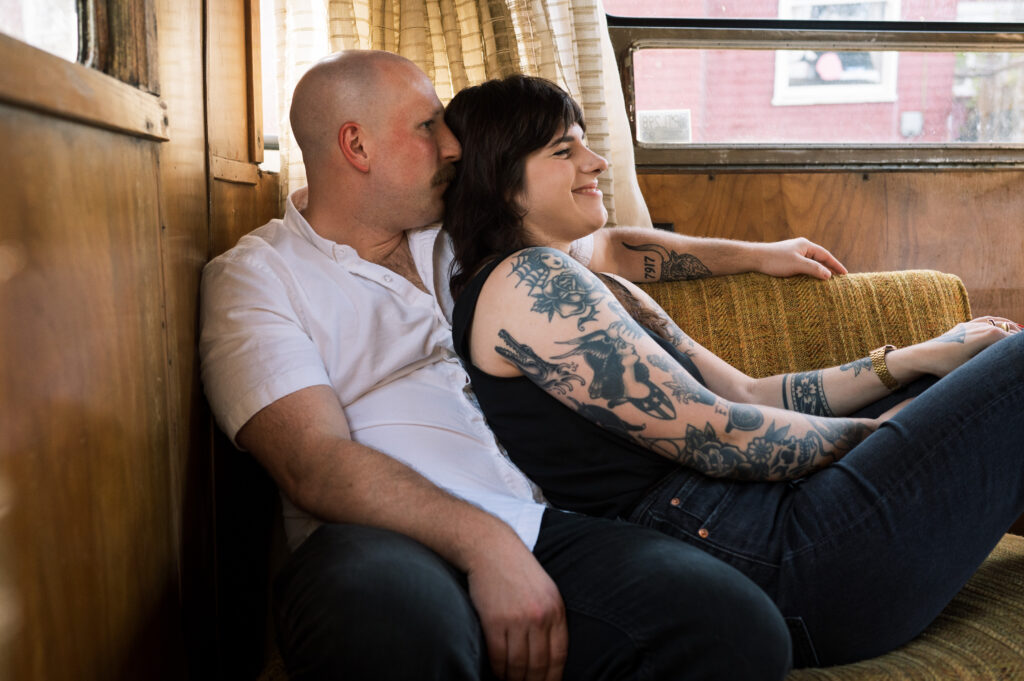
638, 171, 1024, 324
152, 0, 218, 677
246, 0, 264, 163
0, 105, 180, 681
206, 0, 283, 674
206, 170, 283, 680
0, 0, 280, 678
207, 0, 256, 161
0, 34, 168, 141
211, 174, 281, 258
106, 0, 159, 91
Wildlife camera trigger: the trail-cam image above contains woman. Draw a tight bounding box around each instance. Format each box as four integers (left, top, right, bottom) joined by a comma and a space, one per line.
443, 74, 1024, 668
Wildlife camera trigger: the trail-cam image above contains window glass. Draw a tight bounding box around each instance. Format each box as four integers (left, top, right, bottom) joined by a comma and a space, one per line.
604, 0, 1024, 22
634, 47, 1024, 145
0, 0, 79, 62
610, 0, 1024, 147
260, 0, 281, 171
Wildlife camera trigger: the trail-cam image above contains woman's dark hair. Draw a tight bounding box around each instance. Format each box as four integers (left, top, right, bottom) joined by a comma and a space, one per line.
443, 75, 673, 340
443, 75, 583, 299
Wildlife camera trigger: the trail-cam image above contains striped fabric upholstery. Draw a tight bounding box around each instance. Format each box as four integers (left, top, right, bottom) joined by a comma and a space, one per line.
639, 270, 972, 377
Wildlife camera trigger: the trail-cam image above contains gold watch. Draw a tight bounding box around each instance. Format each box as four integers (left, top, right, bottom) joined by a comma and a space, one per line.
869, 344, 900, 391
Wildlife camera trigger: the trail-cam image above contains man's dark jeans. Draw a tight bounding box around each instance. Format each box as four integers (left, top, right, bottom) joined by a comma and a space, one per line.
274, 510, 792, 680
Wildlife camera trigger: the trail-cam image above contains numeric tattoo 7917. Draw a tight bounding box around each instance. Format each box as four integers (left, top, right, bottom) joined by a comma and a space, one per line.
622, 242, 713, 282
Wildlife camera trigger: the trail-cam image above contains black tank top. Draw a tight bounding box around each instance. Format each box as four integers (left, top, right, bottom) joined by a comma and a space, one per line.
452, 254, 708, 519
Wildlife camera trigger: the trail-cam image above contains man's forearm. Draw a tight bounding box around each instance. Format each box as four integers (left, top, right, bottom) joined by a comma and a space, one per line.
243, 400, 569, 681
588, 227, 846, 283
236, 384, 523, 574
589, 227, 755, 282
296, 438, 523, 572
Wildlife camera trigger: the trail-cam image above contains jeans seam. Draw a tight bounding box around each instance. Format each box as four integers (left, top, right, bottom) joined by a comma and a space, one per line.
644, 507, 782, 569
562, 596, 655, 681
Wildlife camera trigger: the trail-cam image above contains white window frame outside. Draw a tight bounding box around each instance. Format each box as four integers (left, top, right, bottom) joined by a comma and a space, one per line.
773, 0, 900, 106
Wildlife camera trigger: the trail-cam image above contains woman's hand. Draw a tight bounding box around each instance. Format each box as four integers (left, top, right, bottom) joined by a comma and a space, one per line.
904, 316, 1021, 378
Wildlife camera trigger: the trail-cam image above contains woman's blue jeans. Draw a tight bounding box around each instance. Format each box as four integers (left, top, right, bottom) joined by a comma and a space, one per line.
629, 331, 1024, 667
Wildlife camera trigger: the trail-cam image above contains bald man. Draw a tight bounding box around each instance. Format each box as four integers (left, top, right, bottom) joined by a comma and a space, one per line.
201, 50, 842, 680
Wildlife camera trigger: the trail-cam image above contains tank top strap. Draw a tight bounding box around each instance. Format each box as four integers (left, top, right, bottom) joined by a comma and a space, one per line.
451, 254, 512, 361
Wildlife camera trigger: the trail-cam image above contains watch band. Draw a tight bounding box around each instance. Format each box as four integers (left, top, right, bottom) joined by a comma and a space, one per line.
869, 344, 901, 391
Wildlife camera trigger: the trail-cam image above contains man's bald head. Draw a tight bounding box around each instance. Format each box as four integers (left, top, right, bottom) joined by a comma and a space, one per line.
289, 50, 420, 169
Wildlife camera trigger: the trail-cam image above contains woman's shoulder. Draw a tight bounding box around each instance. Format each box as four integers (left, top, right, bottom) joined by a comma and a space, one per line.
493, 246, 593, 282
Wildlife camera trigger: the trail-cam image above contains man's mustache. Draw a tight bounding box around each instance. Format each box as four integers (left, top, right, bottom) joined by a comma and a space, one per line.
432, 164, 457, 186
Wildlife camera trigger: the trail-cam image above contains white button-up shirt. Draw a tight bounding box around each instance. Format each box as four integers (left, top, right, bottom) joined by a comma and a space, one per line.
200, 188, 593, 550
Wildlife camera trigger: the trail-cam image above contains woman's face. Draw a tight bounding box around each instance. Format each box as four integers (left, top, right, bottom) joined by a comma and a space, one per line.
517, 124, 609, 249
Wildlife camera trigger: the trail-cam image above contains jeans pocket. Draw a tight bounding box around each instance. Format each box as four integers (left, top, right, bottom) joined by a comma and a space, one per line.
641, 470, 737, 532
630, 471, 785, 593
786, 616, 821, 669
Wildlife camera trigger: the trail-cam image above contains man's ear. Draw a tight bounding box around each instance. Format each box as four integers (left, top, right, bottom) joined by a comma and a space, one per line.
339, 122, 370, 172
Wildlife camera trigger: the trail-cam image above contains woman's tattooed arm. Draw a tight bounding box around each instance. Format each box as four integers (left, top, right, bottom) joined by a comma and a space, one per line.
486, 248, 877, 481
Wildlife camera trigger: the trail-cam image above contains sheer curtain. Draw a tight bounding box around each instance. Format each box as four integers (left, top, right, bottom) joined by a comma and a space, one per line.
270, 0, 651, 227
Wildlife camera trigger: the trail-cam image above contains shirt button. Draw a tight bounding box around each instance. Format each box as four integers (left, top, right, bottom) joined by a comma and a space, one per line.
698, 528, 710, 539
669, 497, 681, 506
383, 274, 392, 283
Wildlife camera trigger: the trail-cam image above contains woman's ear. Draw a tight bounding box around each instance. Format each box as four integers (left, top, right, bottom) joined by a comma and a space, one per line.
339, 122, 370, 172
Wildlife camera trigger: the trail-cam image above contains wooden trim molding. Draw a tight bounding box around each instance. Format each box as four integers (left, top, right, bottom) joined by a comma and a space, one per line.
211, 155, 259, 185
0, 34, 168, 141
245, 0, 264, 164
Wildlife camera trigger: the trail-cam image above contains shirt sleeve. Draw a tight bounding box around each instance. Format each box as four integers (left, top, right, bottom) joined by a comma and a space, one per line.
199, 250, 332, 447
569, 233, 595, 266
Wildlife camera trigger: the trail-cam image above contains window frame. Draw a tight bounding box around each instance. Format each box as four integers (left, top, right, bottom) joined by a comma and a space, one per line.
0, 0, 164, 140
607, 13, 1024, 170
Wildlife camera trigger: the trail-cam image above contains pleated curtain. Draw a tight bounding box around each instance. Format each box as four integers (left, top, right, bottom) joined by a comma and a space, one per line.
269, 0, 652, 227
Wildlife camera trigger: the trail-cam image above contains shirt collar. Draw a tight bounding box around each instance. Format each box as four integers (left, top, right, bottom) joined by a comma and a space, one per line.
285, 187, 444, 266
283, 187, 348, 261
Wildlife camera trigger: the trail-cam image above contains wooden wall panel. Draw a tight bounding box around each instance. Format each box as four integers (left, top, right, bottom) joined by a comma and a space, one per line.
205, 0, 284, 674
208, 173, 283, 679
207, 0, 254, 161
152, 0, 218, 675
211, 174, 281, 258
0, 105, 181, 681
1, 1, 277, 678
638, 171, 1024, 324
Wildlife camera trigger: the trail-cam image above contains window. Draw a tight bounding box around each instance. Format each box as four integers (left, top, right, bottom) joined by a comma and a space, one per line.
0, 1, 164, 140
259, 0, 280, 172
604, 0, 1024, 167
0, 0, 79, 62
773, 0, 900, 106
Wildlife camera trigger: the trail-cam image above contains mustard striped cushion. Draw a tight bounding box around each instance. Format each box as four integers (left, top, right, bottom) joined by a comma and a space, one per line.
640, 270, 972, 377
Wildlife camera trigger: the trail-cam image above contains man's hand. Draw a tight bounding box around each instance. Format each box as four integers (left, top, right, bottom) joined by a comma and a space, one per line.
466, 538, 568, 681
755, 237, 848, 280
237, 386, 567, 680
